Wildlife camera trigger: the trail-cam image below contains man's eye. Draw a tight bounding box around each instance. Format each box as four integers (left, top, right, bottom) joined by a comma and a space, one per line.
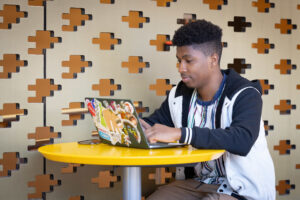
186, 60, 192, 63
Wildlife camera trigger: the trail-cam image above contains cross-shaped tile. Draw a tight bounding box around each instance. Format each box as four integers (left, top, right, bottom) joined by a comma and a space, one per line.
274, 140, 296, 155
275, 19, 297, 34
259, 79, 274, 95
0, 152, 27, 177
0, 4, 27, 29
62, 102, 86, 126
69, 196, 84, 200
274, 99, 296, 114
228, 16, 251, 32
203, 0, 228, 10
276, 180, 295, 195
122, 11, 149, 28
252, 38, 274, 54
252, 0, 275, 13
263, 120, 274, 136
28, 0, 48, 6
0, 54, 27, 78
27, 126, 61, 151
177, 13, 197, 25
62, 55, 92, 78
28, 174, 61, 199
28, 30, 61, 54
227, 58, 251, 74
0, 103, 27, 128
152, 0, 176, 7
122, 56, 149, 73
149, 79, 174, 96
133, 101, 149, 117
92, 79, 121, 96
150, 34, 171, 51
61, 163, 84, 174
148, 167, 173, 185
92, 32, 121, 50
91, 170, 120, 188
100, 0, 115, 4
28, 78, 61, 103
62, 8, 92, 31
274, 59, 296, 74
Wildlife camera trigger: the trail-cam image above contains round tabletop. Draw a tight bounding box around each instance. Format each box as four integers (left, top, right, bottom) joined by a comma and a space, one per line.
38, 142, 225, 166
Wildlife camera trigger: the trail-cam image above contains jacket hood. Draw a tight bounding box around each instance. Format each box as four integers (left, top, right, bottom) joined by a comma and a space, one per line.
222, 69, 262, 99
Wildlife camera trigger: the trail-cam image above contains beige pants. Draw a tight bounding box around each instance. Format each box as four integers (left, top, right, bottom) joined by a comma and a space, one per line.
146, 179, 238, 200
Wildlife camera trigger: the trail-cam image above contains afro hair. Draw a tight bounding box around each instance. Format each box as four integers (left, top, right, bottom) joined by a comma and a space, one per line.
172, 19, 223, 62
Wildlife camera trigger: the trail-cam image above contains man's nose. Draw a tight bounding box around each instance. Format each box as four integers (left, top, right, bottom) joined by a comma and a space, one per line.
178, 62, 186, 73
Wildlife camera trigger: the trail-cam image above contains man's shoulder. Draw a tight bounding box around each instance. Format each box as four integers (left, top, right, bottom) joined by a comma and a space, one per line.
222, 69, 262, 99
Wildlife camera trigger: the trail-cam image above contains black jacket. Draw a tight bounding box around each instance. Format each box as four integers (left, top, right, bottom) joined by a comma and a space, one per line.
144, 69, 263, 156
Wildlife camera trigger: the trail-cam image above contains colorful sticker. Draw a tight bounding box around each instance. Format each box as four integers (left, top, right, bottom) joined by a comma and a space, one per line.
86, 99, 96, 116
89, 99, 141, 146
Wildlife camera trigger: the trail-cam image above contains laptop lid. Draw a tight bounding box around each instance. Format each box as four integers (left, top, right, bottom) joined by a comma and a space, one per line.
85, 97, 184, 149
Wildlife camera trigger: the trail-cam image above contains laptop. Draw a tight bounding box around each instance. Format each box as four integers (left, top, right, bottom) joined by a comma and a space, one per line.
84, 97, 185, 149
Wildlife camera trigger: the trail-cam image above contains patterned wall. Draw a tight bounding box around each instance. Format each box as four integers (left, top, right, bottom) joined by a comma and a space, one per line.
1, 0, 300, 199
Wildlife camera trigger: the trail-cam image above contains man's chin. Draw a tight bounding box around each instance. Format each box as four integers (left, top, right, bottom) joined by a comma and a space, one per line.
182, 81, 195, 89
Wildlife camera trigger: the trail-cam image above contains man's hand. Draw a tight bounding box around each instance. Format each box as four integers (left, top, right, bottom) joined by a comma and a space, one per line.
139, 118, 151, 130
139, 119, 181, 143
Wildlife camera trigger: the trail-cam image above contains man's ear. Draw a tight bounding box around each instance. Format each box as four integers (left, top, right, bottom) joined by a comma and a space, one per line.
208, 53, 219, 69
210, 53, 219, 67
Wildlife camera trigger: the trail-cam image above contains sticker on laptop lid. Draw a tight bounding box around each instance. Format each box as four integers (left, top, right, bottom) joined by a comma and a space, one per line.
89, 98, 141, 146
86, 99, 96, 117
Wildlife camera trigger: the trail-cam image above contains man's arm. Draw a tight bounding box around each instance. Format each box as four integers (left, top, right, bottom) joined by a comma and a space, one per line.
180, 88, 262, 156
140, 92, 180, 143
142, 95, 174, 127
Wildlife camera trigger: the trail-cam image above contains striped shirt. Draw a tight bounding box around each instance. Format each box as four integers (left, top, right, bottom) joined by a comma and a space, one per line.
188, 74, 227, 184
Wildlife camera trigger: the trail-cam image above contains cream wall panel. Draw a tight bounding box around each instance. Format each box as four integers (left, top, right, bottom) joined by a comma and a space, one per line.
1, 0, 300, 199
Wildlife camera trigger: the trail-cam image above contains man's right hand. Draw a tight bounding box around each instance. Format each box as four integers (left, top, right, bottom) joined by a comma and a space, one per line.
139, 119, 151, 131
140, 119, 181, 144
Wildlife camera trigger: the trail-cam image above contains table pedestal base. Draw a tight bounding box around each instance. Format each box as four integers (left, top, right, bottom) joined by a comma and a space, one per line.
123, 166, 141, 200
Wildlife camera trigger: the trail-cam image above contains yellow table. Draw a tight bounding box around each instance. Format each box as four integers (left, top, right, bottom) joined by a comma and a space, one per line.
39, 142, 224, 200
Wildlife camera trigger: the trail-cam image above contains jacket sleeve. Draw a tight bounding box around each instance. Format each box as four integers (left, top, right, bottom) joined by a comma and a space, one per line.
179, 88, 262, 156
142, 95, 175, 127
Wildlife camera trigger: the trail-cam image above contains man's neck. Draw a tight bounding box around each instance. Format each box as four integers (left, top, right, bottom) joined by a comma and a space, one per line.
197, 70, 223, 102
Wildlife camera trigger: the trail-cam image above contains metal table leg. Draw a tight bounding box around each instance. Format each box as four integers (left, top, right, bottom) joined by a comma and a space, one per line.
123, 166, 141, 200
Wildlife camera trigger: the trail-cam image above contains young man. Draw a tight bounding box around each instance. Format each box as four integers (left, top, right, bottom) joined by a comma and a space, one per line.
140, 20, 275, 200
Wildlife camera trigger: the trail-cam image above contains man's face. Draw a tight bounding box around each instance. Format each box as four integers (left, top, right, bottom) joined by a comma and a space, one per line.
176, 45, 212, 90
